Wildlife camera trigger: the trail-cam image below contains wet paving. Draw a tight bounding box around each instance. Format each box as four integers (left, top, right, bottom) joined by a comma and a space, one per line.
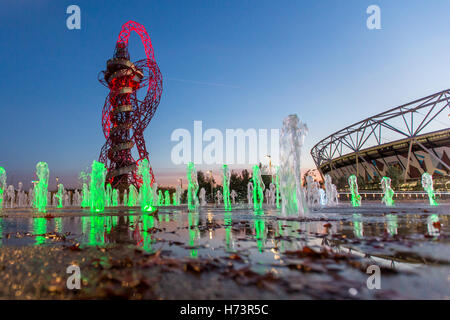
0, 201, 448, 299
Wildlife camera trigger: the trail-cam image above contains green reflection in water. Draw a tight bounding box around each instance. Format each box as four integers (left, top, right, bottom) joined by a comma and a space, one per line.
188, 211, 200, 258
140, 214, 156, 252
224, 212, 233, 251
84, 215, 117, 246
276, 220, 301, 252
386, 214, 398, 236
254, 210, 266, 252
34, 217, 47, 245
353, 214, 363, 238
55, 217, 63, 233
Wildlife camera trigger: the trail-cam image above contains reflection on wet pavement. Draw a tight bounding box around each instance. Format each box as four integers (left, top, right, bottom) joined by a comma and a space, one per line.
0, 203, 448, 299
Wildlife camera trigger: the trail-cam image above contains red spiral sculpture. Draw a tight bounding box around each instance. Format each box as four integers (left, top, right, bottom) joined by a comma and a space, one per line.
99, 21, 162, 191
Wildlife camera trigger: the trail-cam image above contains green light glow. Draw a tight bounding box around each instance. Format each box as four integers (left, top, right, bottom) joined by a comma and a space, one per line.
223, 165, 232, 211
421, 172, 438, 206
386, 214, 398, 236
112, 189, 119, 206
128, 185, 138, 207
348, 175, 361, 207
188, 211, 199, 258
89, 161, 107, 213
141, 214, 156, 252
164, 190, 170, 206
254, 211, 266, 252
224, 212, 233, 251
158, 190, 163, 206
137, 159, 155, 212
0, 167, 6, 211
33, 217, 47, 245
106, 184, 112, 207
252, 165, 265, 211
172, 193, 177, 206
186, 162, 199, 211
81, 183, 90, 208
55, 184, 64, 208
353, 214, 363, 238
381, 176, 395, 206
35, 162, 49, 213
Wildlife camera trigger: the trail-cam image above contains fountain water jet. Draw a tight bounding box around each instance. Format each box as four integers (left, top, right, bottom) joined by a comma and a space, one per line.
89, 161, 107, 213
186, 162, 199, 211
348, 175, 361, 207
128, 185, 138, 207
324, 174, 339, 206
421, 172, 438, 206
381, 176, 395, 206
55, 184, 64, 208
35, 162, 49, 213
223, 165, 231, 211
279, 114, 308, 216
252, 165, 265, 211
137, 159, 155, 212
0, 167, 6, 210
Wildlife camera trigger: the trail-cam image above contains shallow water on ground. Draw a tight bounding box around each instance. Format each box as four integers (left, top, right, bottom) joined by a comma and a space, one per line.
0, 202, 448, 299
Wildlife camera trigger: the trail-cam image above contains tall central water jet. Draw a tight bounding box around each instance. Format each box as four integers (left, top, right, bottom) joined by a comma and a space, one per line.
35, 162, 49, 213
137, 159, 155, 212
0, 167, 6, 210
223, 165, 231, 211
89, 161, 107, 213
348, 174, 361, 207
381, 176, 395, 206
421, 172, 438, 206
186, 162, 199, 211
279, 114, 308, 216
252, 165, 265, 211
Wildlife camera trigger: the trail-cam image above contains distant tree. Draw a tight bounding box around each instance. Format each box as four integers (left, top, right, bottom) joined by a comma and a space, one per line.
386, 165, 403, 188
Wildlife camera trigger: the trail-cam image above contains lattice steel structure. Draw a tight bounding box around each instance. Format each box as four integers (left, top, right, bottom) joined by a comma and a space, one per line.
99, 21, 163, 191
311, 89, 450, 182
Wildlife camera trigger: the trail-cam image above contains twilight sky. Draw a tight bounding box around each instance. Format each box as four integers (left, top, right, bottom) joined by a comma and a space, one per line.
1, 0, 450, 189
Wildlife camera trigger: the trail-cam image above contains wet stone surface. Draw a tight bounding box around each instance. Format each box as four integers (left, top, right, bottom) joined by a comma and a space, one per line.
0, 202, 448, 299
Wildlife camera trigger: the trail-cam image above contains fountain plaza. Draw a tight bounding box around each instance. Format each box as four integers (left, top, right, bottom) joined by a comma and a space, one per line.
0, 115, 448, 300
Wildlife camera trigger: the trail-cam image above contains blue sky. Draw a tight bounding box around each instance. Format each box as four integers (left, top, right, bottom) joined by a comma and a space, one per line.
1, 0, 450, 189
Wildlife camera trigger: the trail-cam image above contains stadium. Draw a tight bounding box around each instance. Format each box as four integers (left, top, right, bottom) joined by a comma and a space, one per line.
310, 89, 450, 190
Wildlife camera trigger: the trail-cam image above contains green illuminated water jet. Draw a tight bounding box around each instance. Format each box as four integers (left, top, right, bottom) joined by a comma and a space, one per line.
252, 165, 265, 211
112, 189, 119, 206
35, 162, 49, 213
106, 184, 112, 207
348, 175, 361, 207
0, 167, 6, 211
55, 184, 64, 208
137, 159, 155, 212
421, 172, 438, 206
127, 185, 138, 207
81, 183, 90, 208
89, 161, 107, 213
158, 190, 163, 206
164, 190, 170, 206
172, 193, 177, 206
223, 165, 231, 211
381, 176, 395, 206
186, 162, 199, 211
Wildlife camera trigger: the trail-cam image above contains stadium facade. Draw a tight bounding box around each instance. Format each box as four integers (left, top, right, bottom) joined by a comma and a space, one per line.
310, 89, 450, 186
